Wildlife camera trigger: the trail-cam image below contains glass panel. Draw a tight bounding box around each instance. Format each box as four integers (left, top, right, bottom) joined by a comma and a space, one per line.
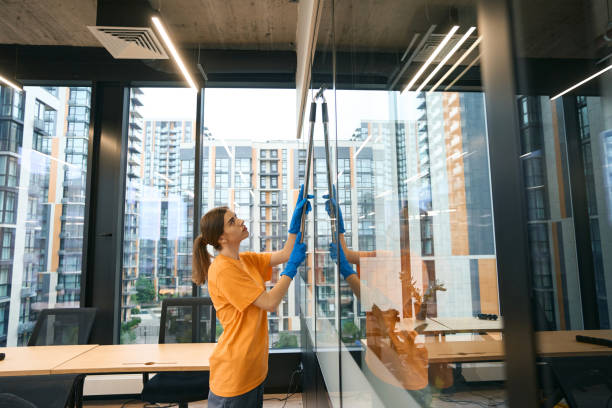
120, 88, 197, 344
0, 85, 91, 346
304, 1, 509, 406
512, 1, 612, 405
199, 88, 302, 349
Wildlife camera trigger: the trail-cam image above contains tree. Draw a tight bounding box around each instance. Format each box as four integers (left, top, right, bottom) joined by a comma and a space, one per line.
274, 332, 298, 348
134, 276, 155, 305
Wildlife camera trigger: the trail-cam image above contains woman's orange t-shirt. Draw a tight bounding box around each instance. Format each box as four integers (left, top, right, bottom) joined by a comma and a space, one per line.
207, 251, 272, 397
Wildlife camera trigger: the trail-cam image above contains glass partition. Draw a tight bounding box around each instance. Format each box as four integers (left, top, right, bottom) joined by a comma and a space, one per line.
302, 1, 509, 406
120, 88, 197, 343
0, 85, 91, 346
199, 88, 303, 348
511, 0, 612, 406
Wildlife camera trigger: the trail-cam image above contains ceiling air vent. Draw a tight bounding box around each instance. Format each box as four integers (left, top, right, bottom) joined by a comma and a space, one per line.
87, 26, 169, 59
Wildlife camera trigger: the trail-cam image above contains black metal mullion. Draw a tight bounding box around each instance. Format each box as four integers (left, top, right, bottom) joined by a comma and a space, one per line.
193, 88, 204, 298
478, 1, 539, 407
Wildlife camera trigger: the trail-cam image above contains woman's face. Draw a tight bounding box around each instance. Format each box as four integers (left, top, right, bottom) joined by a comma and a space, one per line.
220, 210, 249, 246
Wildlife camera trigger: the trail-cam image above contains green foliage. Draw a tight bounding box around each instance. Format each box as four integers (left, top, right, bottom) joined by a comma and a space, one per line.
120, 317, 141, 344
341, 320, 360, 343
134, 276, 155, 305
273, 332, 298, 348
216, 322, 224, 340
131, 307, 140, 314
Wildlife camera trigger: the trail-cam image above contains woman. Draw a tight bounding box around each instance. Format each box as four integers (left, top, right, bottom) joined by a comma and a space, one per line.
192, 185, 312, 407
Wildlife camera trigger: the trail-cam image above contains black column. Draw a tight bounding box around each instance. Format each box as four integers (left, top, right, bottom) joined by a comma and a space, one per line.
478, 1, 539, 407
82, 82, 129, 344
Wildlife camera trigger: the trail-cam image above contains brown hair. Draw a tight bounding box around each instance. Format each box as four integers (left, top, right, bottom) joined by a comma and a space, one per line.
192, 206, 228, 285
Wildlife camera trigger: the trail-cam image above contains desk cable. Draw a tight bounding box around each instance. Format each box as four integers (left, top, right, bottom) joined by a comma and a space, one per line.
263, 365, 302, 407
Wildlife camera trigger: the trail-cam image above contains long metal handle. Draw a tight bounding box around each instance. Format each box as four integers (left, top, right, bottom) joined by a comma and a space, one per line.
321, 101, 337, 244
300, 102, 316, 243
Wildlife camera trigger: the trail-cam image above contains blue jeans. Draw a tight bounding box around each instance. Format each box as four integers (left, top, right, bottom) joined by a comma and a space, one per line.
208, 382, 265, 408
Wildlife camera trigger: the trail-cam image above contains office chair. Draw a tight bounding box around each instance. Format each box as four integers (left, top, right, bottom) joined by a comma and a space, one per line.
0, 393, 38, 408
141, 297, 217, 408
29, 307, 97, 408
546, 355, 612, 408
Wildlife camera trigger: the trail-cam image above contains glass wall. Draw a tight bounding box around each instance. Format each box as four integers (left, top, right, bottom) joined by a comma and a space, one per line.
120, 88, 197, 343
511, 1, 612, 406
199, 88, 303, 348
0, 85, 91, 346
300, 1, 509, 407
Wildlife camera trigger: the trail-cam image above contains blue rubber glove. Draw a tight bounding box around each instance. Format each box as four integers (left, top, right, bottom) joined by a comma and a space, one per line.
329, 242, 356, 279
323, 185, 345, 234
288, 184, 314, 234
280, 233, 307, 279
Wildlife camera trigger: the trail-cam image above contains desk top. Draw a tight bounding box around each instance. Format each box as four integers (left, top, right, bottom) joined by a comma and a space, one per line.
52, 343, 216, 374
399, 318, 450, 334
363, 330, 612, 364
0, 345, 98, 377
536, 330, 612, 358
428, 317, 504, 333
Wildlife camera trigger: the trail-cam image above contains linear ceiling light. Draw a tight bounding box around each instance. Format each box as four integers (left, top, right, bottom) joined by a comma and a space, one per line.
0, 74, 22, 92
415, 27, 476, 94
550, 64, 612, 100
429, 36, 481, 93
402, 26, 459, 93
444, 53, 480, 90
151, 16, 198, 91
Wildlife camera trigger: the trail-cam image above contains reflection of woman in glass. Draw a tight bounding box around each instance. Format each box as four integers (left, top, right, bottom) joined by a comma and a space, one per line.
192, 186, 312, 407
325, 191, 432, 407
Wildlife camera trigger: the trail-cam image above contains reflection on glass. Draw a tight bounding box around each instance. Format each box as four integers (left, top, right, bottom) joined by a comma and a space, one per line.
512, 0, 612, 404
120, 88, 196, 344
0, 85, 91, 346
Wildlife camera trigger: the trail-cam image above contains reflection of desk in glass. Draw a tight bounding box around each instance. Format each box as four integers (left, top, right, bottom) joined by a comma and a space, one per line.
427, 317, 503, 334
0, 345, 98, 376
399, 318, 452, 335
361, 330, 612, 363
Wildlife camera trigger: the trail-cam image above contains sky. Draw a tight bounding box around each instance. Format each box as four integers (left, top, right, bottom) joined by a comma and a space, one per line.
138, 87, 409, 143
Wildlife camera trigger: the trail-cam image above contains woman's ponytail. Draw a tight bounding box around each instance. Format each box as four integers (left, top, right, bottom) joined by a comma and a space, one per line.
192, 235, 211, 285
192, 206, 229, 286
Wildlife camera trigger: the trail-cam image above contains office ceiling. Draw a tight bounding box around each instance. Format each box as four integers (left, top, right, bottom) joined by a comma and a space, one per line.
0, 0, 606, 59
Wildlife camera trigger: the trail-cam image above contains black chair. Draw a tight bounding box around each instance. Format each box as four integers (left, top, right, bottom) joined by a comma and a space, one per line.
545, 355, 612, 408
141, 297, 217, 408
29, 308, 97, 408
0, 393, 38, 408
28, 308, 97, 347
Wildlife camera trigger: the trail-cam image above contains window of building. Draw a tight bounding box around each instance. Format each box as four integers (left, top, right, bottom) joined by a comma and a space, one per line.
0, 156, 18, 187
0, 190, 16, 224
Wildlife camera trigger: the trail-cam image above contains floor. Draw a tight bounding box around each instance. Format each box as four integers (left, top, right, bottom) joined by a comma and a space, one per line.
83, 389, 510, 407
83, 394, 303, 407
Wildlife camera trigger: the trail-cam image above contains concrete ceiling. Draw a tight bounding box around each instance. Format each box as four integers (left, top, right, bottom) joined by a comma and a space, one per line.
0, 0, 607, 58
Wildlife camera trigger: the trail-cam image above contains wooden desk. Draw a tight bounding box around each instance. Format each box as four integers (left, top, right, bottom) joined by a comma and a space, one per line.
428, 317, 503, 334
399, 318, 451, 335
52, 343, 216, 374
537, 330, 612, 358
0, 345, 98, 377
427, 330, 612, 363
362, 330, 612, 364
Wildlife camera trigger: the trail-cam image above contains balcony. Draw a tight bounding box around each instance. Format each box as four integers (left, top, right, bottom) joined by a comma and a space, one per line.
33, 117, 46, 131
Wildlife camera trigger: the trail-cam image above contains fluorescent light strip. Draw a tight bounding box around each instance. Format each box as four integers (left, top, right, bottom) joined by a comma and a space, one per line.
354, 134, 373, 159
151, 16, 198, 91
429, 37, 482, 93
415, 27, 476, 94
444, 53, 480, 91
0, 75, 22, 91
402, 26, 459, 93
550, 64, 612, 100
